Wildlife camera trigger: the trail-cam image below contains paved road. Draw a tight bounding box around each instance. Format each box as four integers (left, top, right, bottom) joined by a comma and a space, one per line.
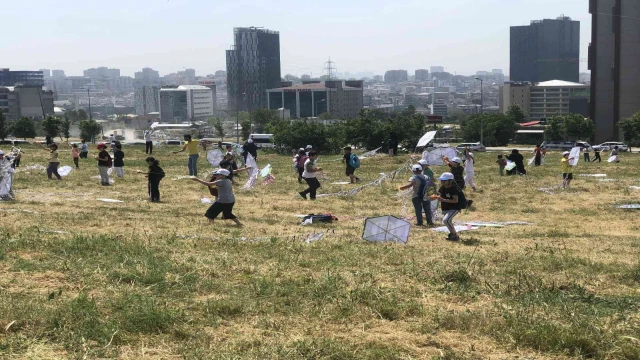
486, 147, 535, 152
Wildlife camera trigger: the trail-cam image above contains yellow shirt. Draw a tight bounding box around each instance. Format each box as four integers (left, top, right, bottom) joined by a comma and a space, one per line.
561, 158, 572, 173
182, 140, 200, 155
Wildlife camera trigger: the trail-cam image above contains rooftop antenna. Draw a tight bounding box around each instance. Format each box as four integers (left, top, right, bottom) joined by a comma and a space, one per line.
324, 57, 336, 79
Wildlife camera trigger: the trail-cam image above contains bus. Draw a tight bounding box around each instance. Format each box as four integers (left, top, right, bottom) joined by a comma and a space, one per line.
249, 134, 275, 148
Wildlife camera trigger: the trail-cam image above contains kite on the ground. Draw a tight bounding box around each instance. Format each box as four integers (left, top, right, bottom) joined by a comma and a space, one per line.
362, 216, 411, 244
433, 225, 479, 233
260, 164, 272, 178
616, 204, 640, 209
58, 166, 73, 177
608, 155, 620, 163
207, 149, 224, 167
97, 198, 124, 203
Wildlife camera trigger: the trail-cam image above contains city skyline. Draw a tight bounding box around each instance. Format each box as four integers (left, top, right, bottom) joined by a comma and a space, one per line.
2, 0, 591, 77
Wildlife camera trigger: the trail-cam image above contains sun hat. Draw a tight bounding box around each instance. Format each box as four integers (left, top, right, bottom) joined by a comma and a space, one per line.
299, 148, 305, 151
412, 164, 423, 172
213, 169, 231, 176
438, 172, 455, 181
468, 153, 474, 158
305, 145, 313, 149
562, 151, 570, 156
418, 159, 429, 166
451, 157, 462, 163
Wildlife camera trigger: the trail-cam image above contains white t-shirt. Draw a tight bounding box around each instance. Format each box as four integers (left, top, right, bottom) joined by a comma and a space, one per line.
302, 158, 316, 178
109, 135, 115, 143
464, 158, 475, 174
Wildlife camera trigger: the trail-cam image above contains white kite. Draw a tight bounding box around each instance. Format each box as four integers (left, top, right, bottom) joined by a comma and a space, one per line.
0, 157, 16, 201
608, 155, 620, 163
417, 131, 437, 148
58, 166, 73, 177
505, 161, 517, 172
242, 153, 259, 190
569, 147, 581, 166
97, 198, 124, 203
422, 147, 458, 166
362, 216, 411, 244
207, 149, 224, 167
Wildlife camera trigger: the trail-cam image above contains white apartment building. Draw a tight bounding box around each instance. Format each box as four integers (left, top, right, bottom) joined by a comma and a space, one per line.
159, 85, 215, 122
499, 80, 589, 120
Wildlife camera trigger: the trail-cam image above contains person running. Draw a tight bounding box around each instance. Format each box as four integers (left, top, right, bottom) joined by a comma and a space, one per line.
192, 168, 242, 226
137, 157, 165, 202
507, 149, 526, 175
561, 151, 575, 189
144, 129, 154, 154
400, 164, 435, 227
433, 172, 461, 241
294, 148, 307, 183
95, 143, 112, 186
592, 147, 602, 162
299, 150, 322, 200
173, 134, 201, 176
70, 143, 80, 169
418, 159, 434, 181
464, 152, 477, 192
80, 140, 89, 159
113, 143, 125, 178
443, 156, 465, 189
37, 142, 62, 180
496, 154, 507, 176
343, 146, 361, 184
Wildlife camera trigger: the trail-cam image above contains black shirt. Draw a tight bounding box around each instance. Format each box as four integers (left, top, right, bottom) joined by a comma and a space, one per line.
243, 142, 258, 158
113, 150, 125, 167
448, 164, 465, 188
439, 185, 460, 211
98, 150, 111, 167
148, 164, 165, 182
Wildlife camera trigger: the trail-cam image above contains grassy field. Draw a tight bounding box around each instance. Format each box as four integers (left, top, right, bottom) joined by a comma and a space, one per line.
1, 143, 639, 359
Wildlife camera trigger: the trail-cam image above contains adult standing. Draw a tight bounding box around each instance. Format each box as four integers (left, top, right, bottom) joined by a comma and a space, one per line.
534, 145, 543, 166
45, 135, 53, 146
388, 132, 399, 157
242, 138, 258, 163
144, 130, 154, 154
507, 149, 526, 175
173, 135, 201, 176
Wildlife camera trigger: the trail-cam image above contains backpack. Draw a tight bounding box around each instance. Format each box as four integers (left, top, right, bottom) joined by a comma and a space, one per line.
413, 175, 427, 200
349, 153, 361, 169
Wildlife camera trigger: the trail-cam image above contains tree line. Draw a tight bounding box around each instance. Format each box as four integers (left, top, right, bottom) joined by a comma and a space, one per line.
0, 110, 103, 143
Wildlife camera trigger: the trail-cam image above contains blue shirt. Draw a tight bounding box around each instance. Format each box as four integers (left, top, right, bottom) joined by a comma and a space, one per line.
81, 143, 88, 152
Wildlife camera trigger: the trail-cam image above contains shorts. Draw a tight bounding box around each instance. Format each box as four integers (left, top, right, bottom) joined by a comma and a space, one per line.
562, 173, 573, 180
345, 165, 355, 176
205, 202, 236, 220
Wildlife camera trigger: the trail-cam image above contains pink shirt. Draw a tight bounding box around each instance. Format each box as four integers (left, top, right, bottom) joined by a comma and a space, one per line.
71, 148, 80, 158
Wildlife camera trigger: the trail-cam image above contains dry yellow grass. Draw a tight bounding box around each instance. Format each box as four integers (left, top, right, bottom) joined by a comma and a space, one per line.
0, 144, 639, 359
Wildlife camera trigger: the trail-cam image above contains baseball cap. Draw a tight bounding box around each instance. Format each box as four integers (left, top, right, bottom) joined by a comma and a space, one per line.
562, 151, 570, 156
412, 164, 423, 172
299, 148, 305, 151
305, 145, 313, 149
418, 159, 429, 166
451, 157, 462, 163
248, 139, 254, 143
97, 143, 105, 149
438, 172, 455, 181
214, 169, 231, 176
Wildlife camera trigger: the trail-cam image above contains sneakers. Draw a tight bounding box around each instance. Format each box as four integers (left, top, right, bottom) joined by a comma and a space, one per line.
298, 192, 307, 200
355, 178, 362, 184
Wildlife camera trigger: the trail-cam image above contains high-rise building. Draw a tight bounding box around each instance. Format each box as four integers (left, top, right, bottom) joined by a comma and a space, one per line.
0, 69, 44, 87
589, 0, 640, 142
226, 27, 281, 112
430, 66, 445, 74
499, 80, 588, 120
0, 85, 54, 120
39, 69, 51, 78
135, 86, 161, 115
52, 70, 66, 79
159, 85, 215, 122
197, 80, 217, 112
83, 67, 120, 79
267, 80, 363, 119
135, 68, 161, 85
384, 70, 408, 83
415, 69, 430, 82
510, 16, 580, 83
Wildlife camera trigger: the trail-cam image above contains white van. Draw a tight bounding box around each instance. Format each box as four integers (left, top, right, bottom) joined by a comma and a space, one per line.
249, 134, 275, 148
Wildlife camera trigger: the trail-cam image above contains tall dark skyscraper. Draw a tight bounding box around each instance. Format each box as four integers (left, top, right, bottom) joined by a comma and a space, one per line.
510, 16, 580, 83
589, 0, 640, 143
226, 27, 281, 112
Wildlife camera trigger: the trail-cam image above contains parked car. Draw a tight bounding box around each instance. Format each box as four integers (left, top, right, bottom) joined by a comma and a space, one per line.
164, 139, 183, 146
455, 142, 487, 152
575, 141, 593, 150
540, 141, 576, 151
593, 142, 629, 152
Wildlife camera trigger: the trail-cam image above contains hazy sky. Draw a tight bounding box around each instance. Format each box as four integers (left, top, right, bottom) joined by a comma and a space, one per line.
2, 0, 591, 77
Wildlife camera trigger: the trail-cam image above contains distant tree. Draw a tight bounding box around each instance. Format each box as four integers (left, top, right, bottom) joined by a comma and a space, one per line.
545, 116, 564, 141
11, 117, 37, 139
77, 109, 89, 121
250, 108, 280, 133
41, 116, 63, 139
446, 108, 469, 124
546, 114, 595, 141
66, 110, 78, 122
460, 113, 516, 146
78, 119, 102, 143
319, 112, 333, 120
212, 118, 225, 141
61, 116, 71, 141
240, 119, 251, 141
619, 111, 640, 148
0, 110, 8, 141
506, 104, 527, 123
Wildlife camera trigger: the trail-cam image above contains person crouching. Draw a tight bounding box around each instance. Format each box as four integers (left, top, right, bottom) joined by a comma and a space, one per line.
192, 169, 242, 226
